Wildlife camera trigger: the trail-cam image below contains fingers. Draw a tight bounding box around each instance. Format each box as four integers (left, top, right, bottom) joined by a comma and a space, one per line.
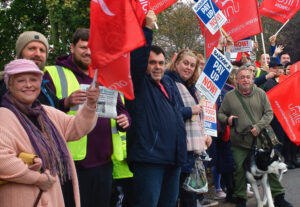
145, 10, 157, 29
86, 86, 100, 108
36, 170, 56, 191
251, 127, 258, 136
116, 114, 129, 129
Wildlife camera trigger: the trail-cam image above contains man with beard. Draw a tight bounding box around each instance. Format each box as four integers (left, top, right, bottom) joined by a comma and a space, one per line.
44, 28, 131, 207
218, 66, 292, 207
0, 31, 67, 110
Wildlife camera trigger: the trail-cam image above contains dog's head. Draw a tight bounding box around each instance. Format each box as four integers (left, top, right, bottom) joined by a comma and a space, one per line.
255, 149, 287, 175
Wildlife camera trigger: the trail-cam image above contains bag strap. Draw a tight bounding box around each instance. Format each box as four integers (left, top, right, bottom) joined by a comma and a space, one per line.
234, 90, 255, 124
234, 90, 258, 150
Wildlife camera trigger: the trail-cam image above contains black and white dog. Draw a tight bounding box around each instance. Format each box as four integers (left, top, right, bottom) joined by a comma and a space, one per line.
244, 148, 287, 207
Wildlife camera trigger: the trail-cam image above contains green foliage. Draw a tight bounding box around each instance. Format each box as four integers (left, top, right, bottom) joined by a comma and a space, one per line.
0, 0, 90, 70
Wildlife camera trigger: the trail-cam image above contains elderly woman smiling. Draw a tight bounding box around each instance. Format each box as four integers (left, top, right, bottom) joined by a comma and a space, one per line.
0, 59, 99, 207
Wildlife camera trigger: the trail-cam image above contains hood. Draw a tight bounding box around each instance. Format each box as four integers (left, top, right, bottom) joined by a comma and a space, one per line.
164, 70, 185, 84
55, 54, 88, 77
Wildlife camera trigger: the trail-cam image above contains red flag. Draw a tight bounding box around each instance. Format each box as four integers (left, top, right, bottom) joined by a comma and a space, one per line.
149, 0, 177, 14
132, 0, 149, 26
88, 0, 146, 99
290, 61, 300, 75
267, 72, 300, 145
89, 53, 135, 100
259, 0, 300, 23
201, 0, 262, 58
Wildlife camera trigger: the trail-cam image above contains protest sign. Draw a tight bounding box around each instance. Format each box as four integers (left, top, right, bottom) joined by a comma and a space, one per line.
199, 0, 262, 58
193, 0, 227, 35
230, 39, 253, 53
203, 99, 217, 137
196, 48, 232, 103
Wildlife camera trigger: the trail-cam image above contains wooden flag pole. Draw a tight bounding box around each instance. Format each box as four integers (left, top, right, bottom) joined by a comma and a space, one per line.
260, 32, 267, 66
191, 96, 206, 121
275, 19, 290, 36
208, 0, 223, 37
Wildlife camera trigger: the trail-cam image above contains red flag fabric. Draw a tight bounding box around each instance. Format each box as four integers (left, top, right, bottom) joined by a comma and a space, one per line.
89, 53, 135, 100
236, 52, 249, 62
290, 61, 300, 75
88, 0, 146, 99
267, 72, 300, 145
255, 60, 261, 68
259, 0, 300, 23
132, 0, 149, 26
278, 74, 288, 83
201, 0, 262, 58
149, 0, 177, 14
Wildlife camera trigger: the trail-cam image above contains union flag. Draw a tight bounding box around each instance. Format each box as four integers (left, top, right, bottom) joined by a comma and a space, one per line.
267, 72, 300, 145
88, 0, 146, 99
259, 0, 300, 23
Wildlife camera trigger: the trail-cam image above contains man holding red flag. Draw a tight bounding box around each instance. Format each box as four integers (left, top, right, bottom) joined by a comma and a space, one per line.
44, 28, 131, 207
126, 11, 187, 207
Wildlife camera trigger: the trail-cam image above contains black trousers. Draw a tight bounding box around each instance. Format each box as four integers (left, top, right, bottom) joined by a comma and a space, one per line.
76, 162, 113, 207
111, 178, 134, 207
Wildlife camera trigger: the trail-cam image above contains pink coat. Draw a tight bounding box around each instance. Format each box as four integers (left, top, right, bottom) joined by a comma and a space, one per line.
0, 104, 97, 207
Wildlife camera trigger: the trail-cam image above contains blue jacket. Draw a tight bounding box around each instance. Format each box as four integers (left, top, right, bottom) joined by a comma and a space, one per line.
164, 70, 198, 173
126, 28, 187, 166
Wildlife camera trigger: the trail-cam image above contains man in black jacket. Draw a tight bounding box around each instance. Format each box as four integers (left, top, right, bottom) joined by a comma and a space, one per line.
126, 11, 187, 207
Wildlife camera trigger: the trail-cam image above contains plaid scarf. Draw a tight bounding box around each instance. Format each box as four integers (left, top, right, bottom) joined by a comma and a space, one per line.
175, 82, 206, 152
1, 93, 72, 183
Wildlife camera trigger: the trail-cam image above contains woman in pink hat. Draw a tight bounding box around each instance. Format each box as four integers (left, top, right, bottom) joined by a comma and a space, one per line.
0, 59, 99, 207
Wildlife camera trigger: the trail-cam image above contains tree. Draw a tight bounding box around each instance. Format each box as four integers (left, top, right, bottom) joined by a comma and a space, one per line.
0, 0, 90, 69
153, 1, 204, 61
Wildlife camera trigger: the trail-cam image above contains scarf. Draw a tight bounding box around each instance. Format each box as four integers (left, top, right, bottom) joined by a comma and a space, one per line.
1, 93, 72, 183
175, 82, 206, 153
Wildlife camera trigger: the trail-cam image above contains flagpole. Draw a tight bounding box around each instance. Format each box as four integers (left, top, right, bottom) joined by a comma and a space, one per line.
260, 32, 267, 66
275, 19, 290, 36
92, 69, 98, 88
254, 35, 258, 51
208, 0, 223, 37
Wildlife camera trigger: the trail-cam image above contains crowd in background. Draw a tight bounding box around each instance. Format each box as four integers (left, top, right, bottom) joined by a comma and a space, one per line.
0, 11, 298, 207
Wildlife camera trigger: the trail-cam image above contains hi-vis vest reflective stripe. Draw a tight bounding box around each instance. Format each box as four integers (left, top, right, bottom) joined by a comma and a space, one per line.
111, 95, 127, 161
44, 65, 87, 161
256, 67, 261, 78
111, 95, 133, 179
44, 65, 126, 163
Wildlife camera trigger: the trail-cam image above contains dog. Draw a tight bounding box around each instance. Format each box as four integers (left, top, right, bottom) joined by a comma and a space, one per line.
244, 148, 287, 207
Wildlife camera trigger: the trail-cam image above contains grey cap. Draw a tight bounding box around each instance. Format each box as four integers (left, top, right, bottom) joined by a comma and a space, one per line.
15, 31, 49, 58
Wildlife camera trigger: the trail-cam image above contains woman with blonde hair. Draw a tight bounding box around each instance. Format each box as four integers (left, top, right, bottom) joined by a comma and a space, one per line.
165, 49, 213, 207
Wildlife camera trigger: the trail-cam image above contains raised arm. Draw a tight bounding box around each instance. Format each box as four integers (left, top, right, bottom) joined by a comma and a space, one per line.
130, 11, 156, 94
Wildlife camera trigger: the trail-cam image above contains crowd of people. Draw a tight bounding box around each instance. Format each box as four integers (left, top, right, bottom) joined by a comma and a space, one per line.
0, 10, 298, 207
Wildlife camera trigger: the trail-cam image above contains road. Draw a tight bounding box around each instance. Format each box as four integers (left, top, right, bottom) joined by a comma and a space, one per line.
199, 167, 300, 207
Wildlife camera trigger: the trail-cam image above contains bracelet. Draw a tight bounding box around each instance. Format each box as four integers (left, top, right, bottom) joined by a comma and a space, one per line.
44, 172, 50, 182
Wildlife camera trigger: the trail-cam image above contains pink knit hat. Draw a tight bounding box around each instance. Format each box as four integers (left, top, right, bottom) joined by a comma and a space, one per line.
4, 59, 44, 86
